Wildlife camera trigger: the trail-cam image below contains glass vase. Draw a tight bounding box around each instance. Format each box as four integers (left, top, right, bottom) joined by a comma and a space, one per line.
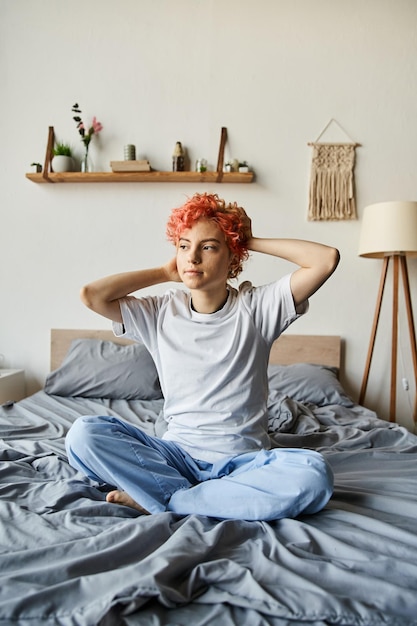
81, 148, 92, 173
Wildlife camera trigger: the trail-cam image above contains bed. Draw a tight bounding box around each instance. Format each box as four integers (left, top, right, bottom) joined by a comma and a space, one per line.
1, 329, 417, 626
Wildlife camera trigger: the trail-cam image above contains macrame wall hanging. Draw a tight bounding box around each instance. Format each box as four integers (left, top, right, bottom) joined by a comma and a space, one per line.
308, 119, 359, 221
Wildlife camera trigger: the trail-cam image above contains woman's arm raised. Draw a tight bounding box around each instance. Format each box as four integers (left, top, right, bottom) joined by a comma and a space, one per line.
80, 258, 181, 323
247, 237, 340, 307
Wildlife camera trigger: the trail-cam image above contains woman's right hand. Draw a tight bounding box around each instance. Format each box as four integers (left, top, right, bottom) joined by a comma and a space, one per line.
163, 257, 182, 283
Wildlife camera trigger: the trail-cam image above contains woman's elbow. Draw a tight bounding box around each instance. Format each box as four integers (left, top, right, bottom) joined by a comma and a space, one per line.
327, 247, 340, 276
80, 284, 96, 310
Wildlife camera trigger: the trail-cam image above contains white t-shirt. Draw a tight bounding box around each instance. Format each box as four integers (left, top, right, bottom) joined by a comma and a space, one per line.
113, 274, 307, 462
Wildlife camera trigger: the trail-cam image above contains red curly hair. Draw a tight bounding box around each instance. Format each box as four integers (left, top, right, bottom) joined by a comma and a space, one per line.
166, 193, 250, 279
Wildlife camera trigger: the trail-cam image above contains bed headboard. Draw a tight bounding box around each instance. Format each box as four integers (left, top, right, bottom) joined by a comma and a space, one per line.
268, 334, 341, 368
50, 329, 341, 372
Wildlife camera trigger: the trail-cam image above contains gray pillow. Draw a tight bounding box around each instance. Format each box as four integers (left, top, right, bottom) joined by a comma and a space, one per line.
267, 362, 353, 407
45, 339, 162, 400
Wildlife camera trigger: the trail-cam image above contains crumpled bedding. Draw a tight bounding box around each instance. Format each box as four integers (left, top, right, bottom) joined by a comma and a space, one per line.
1, 390, 417, 626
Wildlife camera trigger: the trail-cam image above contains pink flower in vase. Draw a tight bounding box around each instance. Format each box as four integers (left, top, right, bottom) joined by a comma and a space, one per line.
72, 103, 103, 149
92, 117, 103, 134
72, 103, 103, 172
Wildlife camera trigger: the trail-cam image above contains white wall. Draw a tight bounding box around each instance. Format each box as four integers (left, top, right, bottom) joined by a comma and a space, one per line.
1, 0, 417, 430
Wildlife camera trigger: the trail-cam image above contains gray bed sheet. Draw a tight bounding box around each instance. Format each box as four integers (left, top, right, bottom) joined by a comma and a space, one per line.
1, 391, 417, 625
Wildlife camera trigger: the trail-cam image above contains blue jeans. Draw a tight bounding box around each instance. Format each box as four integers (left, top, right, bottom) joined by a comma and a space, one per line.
65, 415, 333, 521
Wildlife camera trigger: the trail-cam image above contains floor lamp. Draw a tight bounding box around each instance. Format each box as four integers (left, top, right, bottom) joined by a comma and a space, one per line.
358, 201, 417, 423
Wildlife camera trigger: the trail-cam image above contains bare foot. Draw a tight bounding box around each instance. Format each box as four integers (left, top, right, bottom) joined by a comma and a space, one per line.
106, 490, 150, 515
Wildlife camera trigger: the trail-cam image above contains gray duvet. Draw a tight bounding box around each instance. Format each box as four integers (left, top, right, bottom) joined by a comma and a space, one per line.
1, 387, 417, 625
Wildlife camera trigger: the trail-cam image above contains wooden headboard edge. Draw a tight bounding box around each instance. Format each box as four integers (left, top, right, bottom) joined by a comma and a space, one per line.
50, 329, 341, 372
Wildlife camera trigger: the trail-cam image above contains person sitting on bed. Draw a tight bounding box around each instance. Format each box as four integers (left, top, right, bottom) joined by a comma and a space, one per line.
66, 192, 340, 521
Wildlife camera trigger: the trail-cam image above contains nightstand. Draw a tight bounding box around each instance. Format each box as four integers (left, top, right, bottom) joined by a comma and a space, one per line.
0, 369, 26, 404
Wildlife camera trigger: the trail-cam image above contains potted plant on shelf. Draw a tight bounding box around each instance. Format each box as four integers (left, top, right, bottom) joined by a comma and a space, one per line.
51, 142, 75, 173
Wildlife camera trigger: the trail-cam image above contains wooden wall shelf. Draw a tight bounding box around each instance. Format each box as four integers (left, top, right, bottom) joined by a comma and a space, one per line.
25, 171, 254, 184
26, 126, 254, 185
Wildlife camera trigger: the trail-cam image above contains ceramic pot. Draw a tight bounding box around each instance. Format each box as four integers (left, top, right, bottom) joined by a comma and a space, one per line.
51, 155, 75, 173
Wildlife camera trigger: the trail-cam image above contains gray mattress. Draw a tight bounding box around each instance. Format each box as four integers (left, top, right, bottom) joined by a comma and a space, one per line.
1, 378, 417, 625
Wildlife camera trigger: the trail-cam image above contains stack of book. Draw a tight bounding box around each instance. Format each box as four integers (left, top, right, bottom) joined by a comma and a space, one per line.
110, 160, 151, 172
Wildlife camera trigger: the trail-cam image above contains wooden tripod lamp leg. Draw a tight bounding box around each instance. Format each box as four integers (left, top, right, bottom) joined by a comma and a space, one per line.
359, 256, 390, 406
390, 255, 399, 422
400, 256, 417, 423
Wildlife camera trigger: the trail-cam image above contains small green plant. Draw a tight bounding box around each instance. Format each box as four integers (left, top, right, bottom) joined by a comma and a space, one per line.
53, 142, 73, 157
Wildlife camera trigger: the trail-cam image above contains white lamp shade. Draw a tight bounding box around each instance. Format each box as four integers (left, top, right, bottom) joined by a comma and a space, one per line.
358, 201, 417, 258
